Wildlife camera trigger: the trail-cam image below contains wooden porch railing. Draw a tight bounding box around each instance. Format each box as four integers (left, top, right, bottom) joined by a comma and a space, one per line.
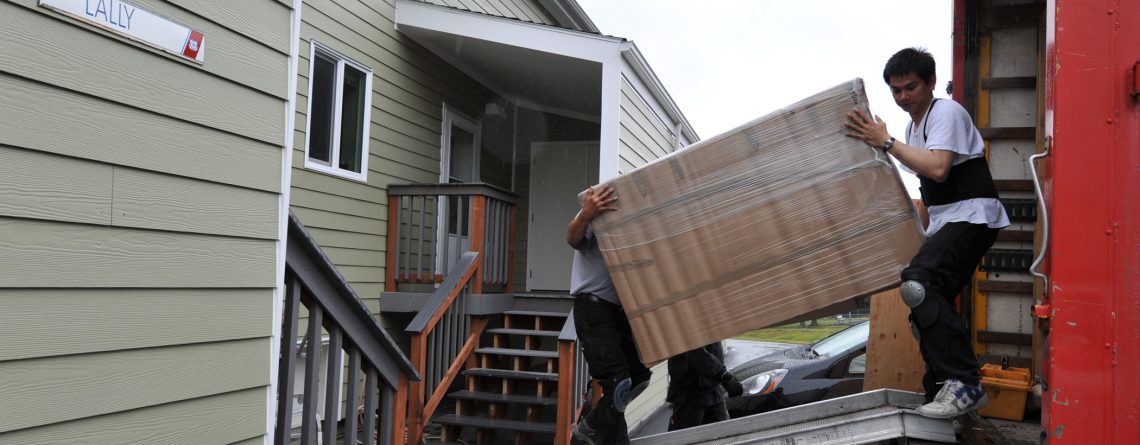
278, 212, 418, 445
555, 310, 589, 445
385, 183, 518, 293
403, 252, 488, 445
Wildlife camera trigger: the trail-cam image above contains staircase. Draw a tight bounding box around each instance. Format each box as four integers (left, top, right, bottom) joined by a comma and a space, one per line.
426, 310, 575, 445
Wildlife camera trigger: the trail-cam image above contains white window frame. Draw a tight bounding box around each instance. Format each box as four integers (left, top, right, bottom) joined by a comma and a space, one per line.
303, 40, 373, 182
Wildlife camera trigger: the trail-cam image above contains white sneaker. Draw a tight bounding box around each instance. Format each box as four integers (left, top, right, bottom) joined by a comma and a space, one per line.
916, 379, 990, 418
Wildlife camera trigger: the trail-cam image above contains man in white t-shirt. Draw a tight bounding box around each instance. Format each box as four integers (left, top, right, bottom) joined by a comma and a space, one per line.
845, 47, 1010, 418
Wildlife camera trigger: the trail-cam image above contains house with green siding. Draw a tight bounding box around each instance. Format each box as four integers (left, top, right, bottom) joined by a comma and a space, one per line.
0, 0, 695, 443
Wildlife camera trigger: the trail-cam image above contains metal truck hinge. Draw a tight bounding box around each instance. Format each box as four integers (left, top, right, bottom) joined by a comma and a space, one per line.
1133, 60, 1140, 100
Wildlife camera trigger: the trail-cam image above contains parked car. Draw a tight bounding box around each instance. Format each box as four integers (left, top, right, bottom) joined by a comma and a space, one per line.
725, 320, 870, 418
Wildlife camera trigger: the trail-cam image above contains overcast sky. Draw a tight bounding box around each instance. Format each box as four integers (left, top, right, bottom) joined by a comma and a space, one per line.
575, 0, 955, 197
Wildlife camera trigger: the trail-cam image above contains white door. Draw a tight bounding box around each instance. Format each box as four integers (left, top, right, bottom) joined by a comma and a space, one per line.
527, 141, 598, 291
438, 106, 481, 275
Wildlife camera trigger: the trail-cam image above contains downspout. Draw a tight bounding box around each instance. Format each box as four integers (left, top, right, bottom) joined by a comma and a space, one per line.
511, 99, 519, 191
267, 0, 303, 443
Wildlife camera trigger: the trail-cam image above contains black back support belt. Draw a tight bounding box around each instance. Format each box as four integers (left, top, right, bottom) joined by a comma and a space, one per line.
919, 156, 999, 207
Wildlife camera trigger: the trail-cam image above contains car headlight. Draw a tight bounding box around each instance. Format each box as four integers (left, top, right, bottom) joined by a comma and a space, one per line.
743, 368, 788, 395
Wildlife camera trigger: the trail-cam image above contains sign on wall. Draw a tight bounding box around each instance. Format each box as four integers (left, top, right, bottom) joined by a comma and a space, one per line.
39, 0, 206, 63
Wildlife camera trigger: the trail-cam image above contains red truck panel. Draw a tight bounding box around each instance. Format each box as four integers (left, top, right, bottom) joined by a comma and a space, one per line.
1041, 0, 1140, 442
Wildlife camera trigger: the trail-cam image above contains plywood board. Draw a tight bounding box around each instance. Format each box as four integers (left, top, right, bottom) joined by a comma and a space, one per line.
863, 290, 925, 392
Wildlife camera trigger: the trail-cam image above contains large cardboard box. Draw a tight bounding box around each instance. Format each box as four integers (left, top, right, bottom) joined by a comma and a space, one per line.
591, 79, 924, 363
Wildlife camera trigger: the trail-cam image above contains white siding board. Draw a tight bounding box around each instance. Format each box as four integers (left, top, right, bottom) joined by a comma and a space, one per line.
0, 289, 271, 362
621, 78, 675, 153
0, 339, 269, 434
617, 124, 654, 168
0, 145, 113, 225
0, 75, 282, 193
456, 0, 489, 14
0, 2, 285, 145
503, 0, 555, 24
618, 121, 660, 167
0, 388, 266, 445
112, 167, 280, 239
618, 76, 677, 172
0, 218, 276, 288
478, 0, 518, 19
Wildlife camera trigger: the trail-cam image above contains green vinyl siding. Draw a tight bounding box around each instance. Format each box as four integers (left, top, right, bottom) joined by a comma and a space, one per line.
0, 289, 271, 362
0, 2, 286, 145
0, 389, 267, 445
0, 339, 269, 433
618, 74, 676, 173
291, 0, 496, 309
0, 0, 290, 442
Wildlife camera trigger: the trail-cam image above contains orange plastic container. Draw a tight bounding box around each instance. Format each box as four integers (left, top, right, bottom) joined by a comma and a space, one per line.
978, 363, 1031, 421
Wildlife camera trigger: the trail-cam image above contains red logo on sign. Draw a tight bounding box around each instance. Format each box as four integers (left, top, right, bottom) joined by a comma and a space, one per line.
182, 30, 204, 60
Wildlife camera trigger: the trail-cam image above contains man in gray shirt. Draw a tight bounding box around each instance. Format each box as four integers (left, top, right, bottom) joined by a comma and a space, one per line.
569, 185, 651, 445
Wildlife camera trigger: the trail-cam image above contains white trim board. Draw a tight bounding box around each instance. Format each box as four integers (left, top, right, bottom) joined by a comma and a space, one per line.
395, 0, 624, 63
266, 0, 303, 442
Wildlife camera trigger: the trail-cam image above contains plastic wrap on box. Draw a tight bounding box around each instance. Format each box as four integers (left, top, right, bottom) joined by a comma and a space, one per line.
589, 79, 924, 363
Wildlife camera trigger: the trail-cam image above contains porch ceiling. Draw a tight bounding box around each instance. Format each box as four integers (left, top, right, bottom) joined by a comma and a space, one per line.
395, 0, 624, 118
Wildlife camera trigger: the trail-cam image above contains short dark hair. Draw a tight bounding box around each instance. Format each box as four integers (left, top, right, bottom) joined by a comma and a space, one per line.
883, 47, 936, 85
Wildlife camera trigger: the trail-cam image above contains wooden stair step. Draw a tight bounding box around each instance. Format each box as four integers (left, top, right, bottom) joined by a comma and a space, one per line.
433, 414, 556, 434
486, 328, 561, 337
462, 368, 559, 381
475, 347, 559, 359
448, 390, 558, 406
502, 310, 569, 318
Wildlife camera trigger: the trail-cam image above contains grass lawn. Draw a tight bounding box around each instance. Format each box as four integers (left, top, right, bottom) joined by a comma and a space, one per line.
734, 321, 853, 344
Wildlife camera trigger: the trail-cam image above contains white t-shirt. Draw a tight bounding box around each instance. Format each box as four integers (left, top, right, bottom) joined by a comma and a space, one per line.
903, 98, 1010, 236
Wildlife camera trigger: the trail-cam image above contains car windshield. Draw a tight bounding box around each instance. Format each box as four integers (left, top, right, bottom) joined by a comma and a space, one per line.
810, 321, 870, 357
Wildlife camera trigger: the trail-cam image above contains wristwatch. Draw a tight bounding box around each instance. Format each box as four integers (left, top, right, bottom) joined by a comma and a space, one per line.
882, 136, 895, 152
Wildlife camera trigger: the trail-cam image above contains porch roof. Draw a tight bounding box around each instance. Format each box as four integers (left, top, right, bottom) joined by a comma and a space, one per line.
394, 0, 698, 170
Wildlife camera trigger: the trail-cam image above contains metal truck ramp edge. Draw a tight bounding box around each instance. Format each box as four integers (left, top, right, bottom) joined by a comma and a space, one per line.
631, 389, 956, 445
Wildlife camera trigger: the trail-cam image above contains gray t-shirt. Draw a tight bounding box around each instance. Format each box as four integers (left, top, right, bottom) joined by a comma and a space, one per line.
903, 98, 1010, 236
569, 226, 621, 305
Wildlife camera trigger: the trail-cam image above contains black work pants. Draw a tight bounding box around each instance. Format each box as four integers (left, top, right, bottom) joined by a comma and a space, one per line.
668, 398, 729, 431
901, 222, 998, 393
573, 295, 651, 444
